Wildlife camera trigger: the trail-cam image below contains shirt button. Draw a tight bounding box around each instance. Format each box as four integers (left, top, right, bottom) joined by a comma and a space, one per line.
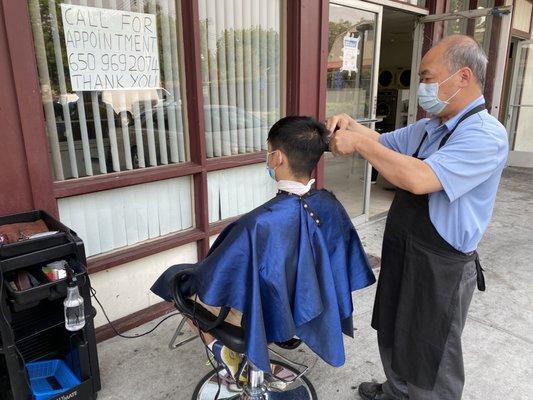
310, 212, 314, 217
316, 219, 320, 224
303, 204, 308, 208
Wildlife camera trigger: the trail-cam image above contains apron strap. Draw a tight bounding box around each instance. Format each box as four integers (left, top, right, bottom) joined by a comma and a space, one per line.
438, 104, 486, 149
412, 132, 428, 158
411, 103, 486, 158
475, 254, 486, 291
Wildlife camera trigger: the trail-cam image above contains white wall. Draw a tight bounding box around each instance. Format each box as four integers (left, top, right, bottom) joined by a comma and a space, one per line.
90, 243, 197, 327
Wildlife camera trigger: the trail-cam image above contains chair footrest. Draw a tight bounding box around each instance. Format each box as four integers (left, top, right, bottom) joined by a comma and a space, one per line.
274, 338, 302, 350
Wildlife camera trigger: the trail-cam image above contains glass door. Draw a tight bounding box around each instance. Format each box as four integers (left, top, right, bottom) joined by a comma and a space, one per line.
407, 5, 512, 124
324, 0, 382, 224
506, 40, 533, 167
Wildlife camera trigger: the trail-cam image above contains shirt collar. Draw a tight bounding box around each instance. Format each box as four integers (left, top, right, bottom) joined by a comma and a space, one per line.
427, 96, 485, 134
277, 179, 315, 196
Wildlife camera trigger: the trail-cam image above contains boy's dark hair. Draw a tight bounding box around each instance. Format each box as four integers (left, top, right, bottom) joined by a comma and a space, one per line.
267, 116, 329, 178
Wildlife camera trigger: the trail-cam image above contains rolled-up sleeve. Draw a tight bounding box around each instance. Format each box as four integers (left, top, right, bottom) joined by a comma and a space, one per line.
424, 124, 508, 202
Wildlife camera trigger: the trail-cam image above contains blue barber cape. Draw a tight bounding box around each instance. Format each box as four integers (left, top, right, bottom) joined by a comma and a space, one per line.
151, 189, 375, 372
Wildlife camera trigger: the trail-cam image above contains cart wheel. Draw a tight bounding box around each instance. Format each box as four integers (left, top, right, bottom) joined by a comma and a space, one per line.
192, 359, 318, 400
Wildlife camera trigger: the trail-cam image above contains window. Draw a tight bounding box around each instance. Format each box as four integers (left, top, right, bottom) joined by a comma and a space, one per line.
207, 164, 276, 223
449, 0, 495, 11
446, 0, 496, 52
58, 177, 193, 256
23, 0, 287, 265
445, 3, 493, 58
28, 0, 189, 181
198, 0, 285, 157
512, 0, 533, 33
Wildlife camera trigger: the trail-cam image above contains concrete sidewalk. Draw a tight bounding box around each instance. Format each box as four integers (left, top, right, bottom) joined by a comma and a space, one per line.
96, 167, 532, 400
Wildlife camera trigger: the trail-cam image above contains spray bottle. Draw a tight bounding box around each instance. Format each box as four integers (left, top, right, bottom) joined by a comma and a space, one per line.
64, 266, 85, 331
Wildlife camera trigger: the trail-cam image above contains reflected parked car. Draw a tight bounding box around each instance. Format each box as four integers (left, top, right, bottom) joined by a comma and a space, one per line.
52, 91, 269, 175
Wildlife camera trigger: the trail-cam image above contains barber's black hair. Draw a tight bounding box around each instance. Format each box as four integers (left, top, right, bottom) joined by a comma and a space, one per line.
267, 116, 329, 178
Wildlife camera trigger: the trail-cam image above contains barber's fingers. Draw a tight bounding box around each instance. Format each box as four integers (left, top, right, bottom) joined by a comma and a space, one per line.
330, 129, 356, 156
326, 115, 340, 133
329, 135, 341, 156
326, 113, 350, 133
338, 119, 349, 130
329, 145, 338, 157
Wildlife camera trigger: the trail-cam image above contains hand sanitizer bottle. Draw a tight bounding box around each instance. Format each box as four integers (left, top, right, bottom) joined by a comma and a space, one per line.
64, 275, 85, 331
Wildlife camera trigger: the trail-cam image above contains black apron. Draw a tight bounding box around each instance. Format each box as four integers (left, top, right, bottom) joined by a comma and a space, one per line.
371, 104, 486, 390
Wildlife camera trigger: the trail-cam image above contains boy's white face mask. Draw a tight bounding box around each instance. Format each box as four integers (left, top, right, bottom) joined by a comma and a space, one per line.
417, 70, 462, 115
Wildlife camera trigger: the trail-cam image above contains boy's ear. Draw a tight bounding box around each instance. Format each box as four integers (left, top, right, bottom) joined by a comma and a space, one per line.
278, 149, 290, 167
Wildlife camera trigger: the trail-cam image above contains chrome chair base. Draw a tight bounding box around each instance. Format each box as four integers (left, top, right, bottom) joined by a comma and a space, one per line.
192, 360, 317, 400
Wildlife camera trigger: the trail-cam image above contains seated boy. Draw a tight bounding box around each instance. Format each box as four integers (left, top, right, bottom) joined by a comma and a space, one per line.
151, 116, 375, 378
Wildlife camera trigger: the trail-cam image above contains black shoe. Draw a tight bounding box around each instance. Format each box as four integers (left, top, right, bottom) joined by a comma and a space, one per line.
358, 382, 390, 400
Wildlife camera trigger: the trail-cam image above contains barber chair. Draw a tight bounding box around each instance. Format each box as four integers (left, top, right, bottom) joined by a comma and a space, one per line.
169, 267, 318, 400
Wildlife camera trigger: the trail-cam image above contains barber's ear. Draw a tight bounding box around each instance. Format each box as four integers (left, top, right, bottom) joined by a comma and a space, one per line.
458, 68, 472, 87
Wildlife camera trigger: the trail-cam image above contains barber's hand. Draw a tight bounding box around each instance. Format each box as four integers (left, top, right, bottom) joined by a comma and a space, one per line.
326, 113, 357, 133
329, 129, 358, 156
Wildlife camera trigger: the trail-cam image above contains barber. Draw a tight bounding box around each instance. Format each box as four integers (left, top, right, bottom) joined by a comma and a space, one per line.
327, 35, 508, 400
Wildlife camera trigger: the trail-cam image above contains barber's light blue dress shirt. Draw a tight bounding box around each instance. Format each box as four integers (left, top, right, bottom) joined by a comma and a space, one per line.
379, 96, 509, 253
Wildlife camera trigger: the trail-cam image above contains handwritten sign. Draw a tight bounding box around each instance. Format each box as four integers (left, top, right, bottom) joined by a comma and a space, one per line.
341, 35, 360, 73
61, 4, 160, 91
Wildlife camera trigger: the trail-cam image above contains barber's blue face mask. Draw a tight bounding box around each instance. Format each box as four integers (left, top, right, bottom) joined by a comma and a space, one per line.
417, 70, 462, 115
266, 151, 277, 180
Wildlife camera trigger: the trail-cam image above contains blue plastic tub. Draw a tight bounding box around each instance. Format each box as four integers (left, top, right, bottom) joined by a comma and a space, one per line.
26, 359, 81, 400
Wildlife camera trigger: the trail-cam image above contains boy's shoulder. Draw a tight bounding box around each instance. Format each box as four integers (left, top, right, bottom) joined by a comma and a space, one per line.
306, 189, 343, 209
307, 189, 353, 226
311, 188, 340, 201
